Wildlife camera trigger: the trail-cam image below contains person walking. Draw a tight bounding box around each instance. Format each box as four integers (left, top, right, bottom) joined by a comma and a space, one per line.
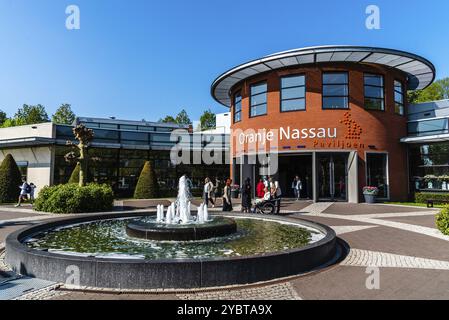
222, 179, 233, 212
241, 178, 252, 213
203, 177, 215, 208
295, 176, 303, 200
15, 178, 30, 207
256, 178, 265, 198
214, 177, 221, 203
291, 176, 298, 199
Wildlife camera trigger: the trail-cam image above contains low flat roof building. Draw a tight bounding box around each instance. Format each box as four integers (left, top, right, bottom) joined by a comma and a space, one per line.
0, 117, 230, 197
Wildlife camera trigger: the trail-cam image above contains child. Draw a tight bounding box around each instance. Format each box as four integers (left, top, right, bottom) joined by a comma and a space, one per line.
29, 183, 37, 204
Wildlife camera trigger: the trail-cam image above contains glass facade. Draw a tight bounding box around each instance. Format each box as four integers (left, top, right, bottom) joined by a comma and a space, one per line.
366, 153, 389, 198
394, 80, 405, 115
409, 143, 449, 192
234, 92, 242, 123
364, 74, 384, 111
408, 118, 449, 137
280, 75, 306, 112
250, 82, 267, 117
54, 123, 230, 198
322, 73, 349, 109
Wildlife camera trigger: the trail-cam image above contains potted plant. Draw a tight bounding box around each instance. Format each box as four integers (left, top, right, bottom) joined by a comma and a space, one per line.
363, 186, 379, 204
231, 184, 240, 199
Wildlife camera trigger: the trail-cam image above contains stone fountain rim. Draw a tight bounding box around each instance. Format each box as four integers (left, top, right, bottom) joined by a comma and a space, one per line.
5, 211, 335, 263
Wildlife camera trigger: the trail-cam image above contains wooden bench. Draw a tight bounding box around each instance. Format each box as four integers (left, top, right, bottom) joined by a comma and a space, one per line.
427, 199, 449, 208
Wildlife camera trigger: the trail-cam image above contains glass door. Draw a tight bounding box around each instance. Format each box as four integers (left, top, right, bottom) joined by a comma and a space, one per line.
318, 154, 348, 201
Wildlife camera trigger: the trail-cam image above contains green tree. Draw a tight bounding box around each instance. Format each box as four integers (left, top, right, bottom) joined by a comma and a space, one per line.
68, 163, 80, 184
13, 104, 49, 125
407, 77, 449, 104
0, 110, 6, 127
438, 78, 449, 100
159, 115, 177, 123
52, 104, 76, 125
175, 109, 192, 125
200, 109, 216, 130
134, 161, 159, 199
0, 154, 23, 203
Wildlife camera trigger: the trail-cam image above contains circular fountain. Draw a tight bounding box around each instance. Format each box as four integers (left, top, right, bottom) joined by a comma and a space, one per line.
125, 175, 237, 241
5, 175, 339, 290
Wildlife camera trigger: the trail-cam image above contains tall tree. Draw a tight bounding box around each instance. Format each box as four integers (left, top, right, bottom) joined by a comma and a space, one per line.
407, 77, 449, 104
175, 109, 192, 125
159, 115, 177, 123
13, 104, 49, 125
200, 109, 216, 130
437, 78, 449, 100
52, 104, 76, 125
0, 110, 6, 127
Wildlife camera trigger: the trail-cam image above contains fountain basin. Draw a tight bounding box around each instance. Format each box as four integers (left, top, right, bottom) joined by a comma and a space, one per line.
126, 217, 237, 241
5, 212, 338, 290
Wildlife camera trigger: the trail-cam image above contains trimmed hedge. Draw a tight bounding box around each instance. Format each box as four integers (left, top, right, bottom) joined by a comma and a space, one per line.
0, 154, 23, 203
134, 161, 159, 199
68, 163, 80, 184
34, 183, 114, 214
436, 206, 449, 235
415, 192, 449, 204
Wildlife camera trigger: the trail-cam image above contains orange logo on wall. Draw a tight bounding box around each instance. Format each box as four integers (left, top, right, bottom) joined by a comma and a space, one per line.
340, 112, 362, 140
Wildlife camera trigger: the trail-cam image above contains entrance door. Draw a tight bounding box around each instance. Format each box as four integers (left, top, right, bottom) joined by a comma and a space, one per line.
318, 154, 348, 201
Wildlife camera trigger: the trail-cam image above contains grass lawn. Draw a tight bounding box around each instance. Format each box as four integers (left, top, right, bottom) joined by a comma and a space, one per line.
384, 201, 446, 209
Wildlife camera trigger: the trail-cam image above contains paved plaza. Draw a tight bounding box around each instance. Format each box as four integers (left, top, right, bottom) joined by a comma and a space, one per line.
1, 200, 448, 300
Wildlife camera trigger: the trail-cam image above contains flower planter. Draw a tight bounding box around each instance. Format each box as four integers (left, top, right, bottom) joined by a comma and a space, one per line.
364, 194, 376, 204
231, 190, 240, 199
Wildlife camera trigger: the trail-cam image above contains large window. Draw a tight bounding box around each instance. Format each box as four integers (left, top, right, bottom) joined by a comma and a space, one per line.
250, 82, 267, 117
408, 118, 449, 137
366, 153, 389, 199
322, 73, 349, 109
281, 75, 306, 112
410, 143, 449, 192
364, 74, 384, 111
394, 80, 405, 115
234, 92, 242, 123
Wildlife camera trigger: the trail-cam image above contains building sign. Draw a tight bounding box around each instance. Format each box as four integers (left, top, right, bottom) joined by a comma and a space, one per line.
235, 112, 366, 151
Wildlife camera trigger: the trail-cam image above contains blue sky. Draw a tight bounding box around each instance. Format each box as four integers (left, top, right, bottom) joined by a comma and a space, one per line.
0, 0, 448, 122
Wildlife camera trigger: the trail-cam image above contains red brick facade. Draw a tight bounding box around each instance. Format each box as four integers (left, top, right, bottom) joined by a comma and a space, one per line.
229, 62, 409, 202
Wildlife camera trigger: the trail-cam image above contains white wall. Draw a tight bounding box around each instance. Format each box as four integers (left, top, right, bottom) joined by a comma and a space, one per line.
0, 146, 54, 195
0, 122, 54, 140
201, 112, 231, 134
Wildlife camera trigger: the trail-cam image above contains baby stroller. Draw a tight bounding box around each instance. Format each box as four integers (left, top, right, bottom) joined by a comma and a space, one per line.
253, 193, 277, 215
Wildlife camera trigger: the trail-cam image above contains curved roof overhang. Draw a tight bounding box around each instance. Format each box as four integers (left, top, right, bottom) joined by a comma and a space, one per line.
211, 45, 436, 107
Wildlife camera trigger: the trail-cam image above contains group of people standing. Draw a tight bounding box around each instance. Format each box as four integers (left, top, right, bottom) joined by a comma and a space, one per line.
202, 177, 234, 212
202, 175, 306, 214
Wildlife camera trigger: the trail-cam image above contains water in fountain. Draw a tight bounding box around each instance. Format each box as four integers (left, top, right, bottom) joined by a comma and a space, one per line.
157, 175, 210, 225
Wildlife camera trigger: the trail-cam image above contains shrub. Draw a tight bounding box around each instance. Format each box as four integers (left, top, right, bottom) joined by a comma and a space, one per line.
68, 163, 80, 184
34, 183, 114, 214
0, 154, 23, 203
134, 161, 159, 199
436, 206, 449, 235
415, 192, 449, 204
